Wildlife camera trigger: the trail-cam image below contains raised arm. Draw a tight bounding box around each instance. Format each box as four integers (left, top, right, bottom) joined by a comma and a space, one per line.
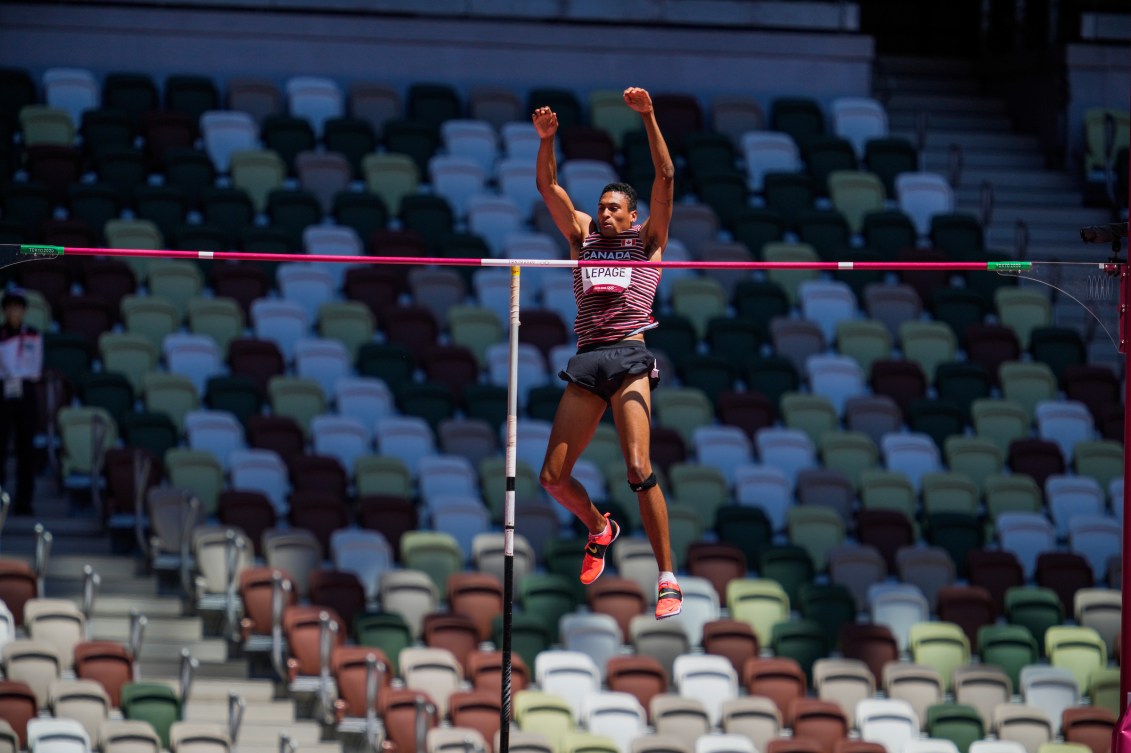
534, 106, 589, 250
624, 87, 675, 255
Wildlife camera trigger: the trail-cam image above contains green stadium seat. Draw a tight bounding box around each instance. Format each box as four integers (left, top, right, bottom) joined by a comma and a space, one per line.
120, 682, 180, 748
799, 584, 857, 648
1004, 587, 1063, 652
759, 545, 815, 605
925, 703, 984, 753
771, 97, 826, 151
716, 507, 773, 569
771, 619, 828, 683
354, 612, 412, 676
1044, 625, 1106, 690
732, 207, 788, 259
119, 411, 179, 460
519, 574, 580, 637
78, 372, 134, 425
909, 622, 970, 691
727, 578, 790, 645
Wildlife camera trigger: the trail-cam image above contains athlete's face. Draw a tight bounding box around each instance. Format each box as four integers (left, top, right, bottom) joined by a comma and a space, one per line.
3, 303, 24, 329
596, 191, 637, 237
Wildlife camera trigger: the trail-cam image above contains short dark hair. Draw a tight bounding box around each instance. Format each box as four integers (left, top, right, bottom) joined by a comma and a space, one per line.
599, 182, 637, 212
2, 290, 27, 309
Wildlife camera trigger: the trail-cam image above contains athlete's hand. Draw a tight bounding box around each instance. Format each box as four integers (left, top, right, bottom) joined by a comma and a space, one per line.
532, 106, 558, 138
624, 87, 653, 114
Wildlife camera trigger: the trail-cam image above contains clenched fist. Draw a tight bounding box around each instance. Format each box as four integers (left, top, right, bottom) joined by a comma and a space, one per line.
623, 87, 653, 114
532, 106, 558, 138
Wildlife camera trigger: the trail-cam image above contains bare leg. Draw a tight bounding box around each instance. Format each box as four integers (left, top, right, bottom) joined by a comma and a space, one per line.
610, 373, 674, 572
539, 384, 608, 534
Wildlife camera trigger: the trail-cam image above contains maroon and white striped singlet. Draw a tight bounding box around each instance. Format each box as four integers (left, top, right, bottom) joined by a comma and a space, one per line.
572, 225, 661, 348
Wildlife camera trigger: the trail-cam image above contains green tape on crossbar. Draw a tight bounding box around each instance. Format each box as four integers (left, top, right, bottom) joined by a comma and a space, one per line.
987, 261, 1031, 271
19, 245, 64, 256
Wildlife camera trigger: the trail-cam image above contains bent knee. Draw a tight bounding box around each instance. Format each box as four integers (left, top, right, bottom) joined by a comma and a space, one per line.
540, 466, 567, 493
625, 462, 654, 488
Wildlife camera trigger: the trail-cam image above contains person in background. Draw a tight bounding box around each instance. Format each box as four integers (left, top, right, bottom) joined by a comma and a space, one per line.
533, 86, 682, 619
0, 289, 42, 516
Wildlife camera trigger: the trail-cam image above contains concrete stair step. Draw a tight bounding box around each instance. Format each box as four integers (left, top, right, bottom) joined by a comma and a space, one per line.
1024, 243, 1100, 261
983, 224, 1084, 252
44, 576, 157, 597
84, 595, 185, 618
73, 577, 159, 598
3, 516, 106, 538
236, 745, 338, 753
887, 93, 1008, 115
956, 187, 1087, 207
93, 615, 203, 643
956, 168, 1079, 192
152, 678, 276, 703
45, 555, 141, 581
138, 657, 250, 679
232, 723, 324, 746
883, 78, 981, 97
878, 56, 976, 77
923, 150, 1045, 171
186, 699, 296, 724
889, 111, 1013, 132
981, 205, 1112, 228
0, 535, 112, 558
974, 242, 1076, 260
134, 638, 228, 663
893, 129, 1040, 152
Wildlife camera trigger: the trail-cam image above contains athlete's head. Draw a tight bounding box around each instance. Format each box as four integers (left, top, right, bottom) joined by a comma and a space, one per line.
596, 182, 638, 237
2, 290, 27, 329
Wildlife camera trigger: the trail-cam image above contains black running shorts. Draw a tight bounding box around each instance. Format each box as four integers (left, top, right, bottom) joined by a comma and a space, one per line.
558, 340, 661, 402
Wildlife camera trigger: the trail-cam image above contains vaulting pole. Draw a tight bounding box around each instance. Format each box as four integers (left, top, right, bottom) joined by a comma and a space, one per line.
1121, 139, 1131, 716
499, 265, 521, 753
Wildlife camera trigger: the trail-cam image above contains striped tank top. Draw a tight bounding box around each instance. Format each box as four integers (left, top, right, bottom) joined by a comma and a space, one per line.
572, 225, 661, 348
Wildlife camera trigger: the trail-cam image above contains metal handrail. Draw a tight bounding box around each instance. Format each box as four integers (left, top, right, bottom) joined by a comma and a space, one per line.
44, 372, 62, 476
129, 608, 148, 659
414, 697, 437, 753
34, 524, 52, 597
0, 489, 10, 543
180, 647, 198, 701
132, 450, 152, 558
947, 143, 964, 189
89, 412, 110, 519
179, 495, 200, 597
82, 565, 100, 641
980, 180, 995, 230
872, 57, 896, 107
318, 611, 339, 723
223, 530, 245, 641
270, 572, 291, 682
228, 691, 246, 742
365, 654, 387, 750
916, 109, 929, 170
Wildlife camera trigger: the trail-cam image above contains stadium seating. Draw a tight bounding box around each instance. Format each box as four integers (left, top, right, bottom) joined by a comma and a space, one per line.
0, 50, 1121, 753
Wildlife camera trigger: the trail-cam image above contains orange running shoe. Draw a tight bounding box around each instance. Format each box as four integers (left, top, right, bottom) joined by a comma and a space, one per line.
655, 580, 683, 619
579, 513, 620, 585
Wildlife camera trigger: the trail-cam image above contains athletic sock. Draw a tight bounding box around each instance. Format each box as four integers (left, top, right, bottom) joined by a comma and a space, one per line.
590, 519, 610, 539
658, 571, 677, 585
